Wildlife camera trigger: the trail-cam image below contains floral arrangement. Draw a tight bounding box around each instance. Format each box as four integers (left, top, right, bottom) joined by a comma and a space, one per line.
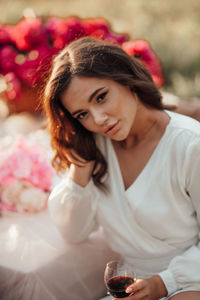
0, 14, 164, 105
0, 136, 55, 213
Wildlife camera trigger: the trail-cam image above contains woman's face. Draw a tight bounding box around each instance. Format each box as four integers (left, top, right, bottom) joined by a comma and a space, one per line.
61, 76, 138, 141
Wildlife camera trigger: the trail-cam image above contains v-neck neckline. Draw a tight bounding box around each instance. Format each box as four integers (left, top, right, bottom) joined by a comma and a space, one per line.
108, 110, 172, 193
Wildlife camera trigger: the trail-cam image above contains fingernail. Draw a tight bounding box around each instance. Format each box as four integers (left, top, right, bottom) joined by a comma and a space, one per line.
126, 287, 132, 293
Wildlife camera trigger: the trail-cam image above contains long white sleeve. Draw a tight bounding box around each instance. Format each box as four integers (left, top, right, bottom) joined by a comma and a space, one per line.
159, 134, 200, 295
48, 175, 99, 243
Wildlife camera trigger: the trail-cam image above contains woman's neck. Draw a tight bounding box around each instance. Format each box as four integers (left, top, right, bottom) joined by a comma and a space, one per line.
120, 106, 167, 149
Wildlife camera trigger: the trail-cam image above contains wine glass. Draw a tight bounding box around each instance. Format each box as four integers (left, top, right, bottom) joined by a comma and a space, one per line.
104, 260, 136, 298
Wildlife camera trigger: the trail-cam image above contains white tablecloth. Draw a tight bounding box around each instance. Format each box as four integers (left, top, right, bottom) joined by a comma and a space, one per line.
0, 211, 118, 300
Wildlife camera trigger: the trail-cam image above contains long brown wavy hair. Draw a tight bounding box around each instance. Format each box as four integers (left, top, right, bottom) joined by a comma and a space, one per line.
43, 37, 164, 189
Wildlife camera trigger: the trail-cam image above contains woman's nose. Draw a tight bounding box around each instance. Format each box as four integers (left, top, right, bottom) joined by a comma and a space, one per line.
92, 111, 108, 126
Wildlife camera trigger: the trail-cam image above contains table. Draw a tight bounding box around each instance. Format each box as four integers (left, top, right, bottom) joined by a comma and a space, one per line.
0, 211, 118, 300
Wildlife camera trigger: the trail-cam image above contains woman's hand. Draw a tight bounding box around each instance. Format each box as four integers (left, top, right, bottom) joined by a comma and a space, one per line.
113, 275, 167, 300
67, 150, 95, 187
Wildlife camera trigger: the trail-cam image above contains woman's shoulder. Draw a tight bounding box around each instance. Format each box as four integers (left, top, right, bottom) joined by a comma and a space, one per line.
164, 111, 200, 165
160, 112, 200, 180
157, 111, 200, 161
166, 110, 200, 138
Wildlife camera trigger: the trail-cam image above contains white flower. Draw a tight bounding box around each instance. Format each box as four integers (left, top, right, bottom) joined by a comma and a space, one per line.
1, 181, 22, 206
18, 187, 47, 213
1, 180, 48, 213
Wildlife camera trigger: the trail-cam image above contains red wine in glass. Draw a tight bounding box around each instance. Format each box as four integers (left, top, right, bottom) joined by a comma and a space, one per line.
104, 260, 136, 298
107, 275, 135, 298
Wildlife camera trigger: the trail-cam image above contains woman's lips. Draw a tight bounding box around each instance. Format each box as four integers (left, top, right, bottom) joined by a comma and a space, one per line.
104, 121, 119, 136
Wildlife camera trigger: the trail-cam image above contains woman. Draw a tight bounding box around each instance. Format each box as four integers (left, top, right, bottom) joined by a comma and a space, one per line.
43, 37, 200, 300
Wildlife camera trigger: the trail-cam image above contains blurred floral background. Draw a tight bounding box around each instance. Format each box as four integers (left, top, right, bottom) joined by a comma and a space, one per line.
0, 0, 199, 101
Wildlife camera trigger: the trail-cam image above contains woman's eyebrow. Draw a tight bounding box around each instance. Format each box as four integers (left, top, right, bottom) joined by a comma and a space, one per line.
71, 87, 105, 116
88, 87, 105, 103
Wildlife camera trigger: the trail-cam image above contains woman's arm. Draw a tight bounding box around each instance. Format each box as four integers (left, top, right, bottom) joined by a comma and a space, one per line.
48, 161, 99, 243
157, 135, 200, 295
68, 160, 95, 187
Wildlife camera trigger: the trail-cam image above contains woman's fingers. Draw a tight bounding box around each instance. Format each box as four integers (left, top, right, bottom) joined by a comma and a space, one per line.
126, 278, 144, 294
112, 279, 145, 300
113, 276, 167, 300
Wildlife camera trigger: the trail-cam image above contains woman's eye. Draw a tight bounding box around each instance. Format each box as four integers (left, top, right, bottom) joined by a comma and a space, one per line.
96, 92, 107, 103
76, 111, 88, 120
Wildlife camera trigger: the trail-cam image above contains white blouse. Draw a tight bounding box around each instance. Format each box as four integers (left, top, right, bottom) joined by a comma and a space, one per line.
48, 111, 200, 296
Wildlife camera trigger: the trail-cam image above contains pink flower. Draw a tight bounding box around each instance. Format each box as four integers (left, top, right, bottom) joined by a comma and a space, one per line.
0, 136, 55, 191
4, 72, 22, 101
30, 161, 55, 190
122, 40, 164, 87
45, 17, 86, 50
0, 142, 31, 183
0, 45, 18, 73
8, 18, 47, 51
0, 174, 15, 186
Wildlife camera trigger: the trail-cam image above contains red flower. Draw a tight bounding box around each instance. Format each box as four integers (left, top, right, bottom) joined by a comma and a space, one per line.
82, 18, 127, 45
82, 18, 109, 36
16, 45, 57, 85
0, 24, 11, 44
4, 72, 22, 101
0, 45, 18, 73
0, 16, 165, 104
81, 18, 109, 41
8, 18, 47, 51
104, 32, 128, 45
122, 40, 164, 87
45, 17, 86, 50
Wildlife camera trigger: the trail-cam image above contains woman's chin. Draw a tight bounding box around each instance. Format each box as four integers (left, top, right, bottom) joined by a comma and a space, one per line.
110, 132, 128, 142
